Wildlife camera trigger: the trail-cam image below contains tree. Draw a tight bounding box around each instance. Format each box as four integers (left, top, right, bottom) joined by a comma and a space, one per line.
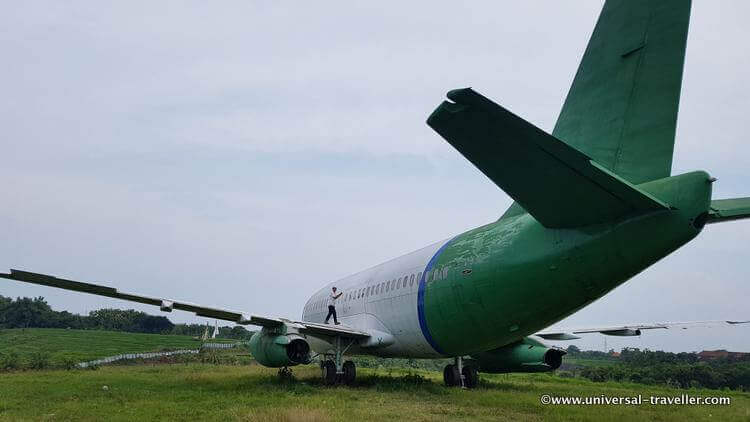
0, 297, 58, 328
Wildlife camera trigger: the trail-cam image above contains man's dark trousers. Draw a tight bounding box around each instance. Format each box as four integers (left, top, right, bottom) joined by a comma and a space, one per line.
325, 305, 338, 324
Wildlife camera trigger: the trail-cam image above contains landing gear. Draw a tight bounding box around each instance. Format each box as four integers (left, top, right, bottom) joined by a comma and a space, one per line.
320, 336, 356, 385
443, 357, 478, 389
278, 366, 294, 381
321, 359, 356, 385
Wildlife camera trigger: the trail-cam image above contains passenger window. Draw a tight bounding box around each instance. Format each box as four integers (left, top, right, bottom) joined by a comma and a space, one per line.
410, 274, 415, 286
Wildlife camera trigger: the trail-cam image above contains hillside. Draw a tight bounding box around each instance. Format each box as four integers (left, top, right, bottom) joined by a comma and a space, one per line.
0, 328, 206, 366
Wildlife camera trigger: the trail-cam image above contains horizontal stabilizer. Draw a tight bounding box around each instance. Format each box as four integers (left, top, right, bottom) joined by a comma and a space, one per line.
427, 88, 669, 228
708, 198, 750, 224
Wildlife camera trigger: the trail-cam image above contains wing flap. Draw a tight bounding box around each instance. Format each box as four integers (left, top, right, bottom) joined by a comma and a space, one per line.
427, 88, 668, 228
299, 322, 370, 339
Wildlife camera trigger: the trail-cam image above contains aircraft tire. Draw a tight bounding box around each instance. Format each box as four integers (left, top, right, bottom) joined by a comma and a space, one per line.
342, 360, 356, 385
443, 364, 460, 387
322, 360, 337, 386
462, 365, 478, 389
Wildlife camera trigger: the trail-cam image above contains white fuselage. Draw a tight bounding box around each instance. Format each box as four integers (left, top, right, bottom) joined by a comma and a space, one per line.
301, 238, 450, 358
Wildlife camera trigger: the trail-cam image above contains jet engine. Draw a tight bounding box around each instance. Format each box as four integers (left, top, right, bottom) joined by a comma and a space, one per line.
248, 328, 311, 368
470, 337, 566, 373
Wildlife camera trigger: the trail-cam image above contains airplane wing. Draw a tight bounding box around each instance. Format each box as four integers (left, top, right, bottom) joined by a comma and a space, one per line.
535, 320, 750, 340
0, 269, 369, 340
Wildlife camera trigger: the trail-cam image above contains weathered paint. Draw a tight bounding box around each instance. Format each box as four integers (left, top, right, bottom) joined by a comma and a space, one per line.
422, 171, 712, 356
302, 171, 712, 358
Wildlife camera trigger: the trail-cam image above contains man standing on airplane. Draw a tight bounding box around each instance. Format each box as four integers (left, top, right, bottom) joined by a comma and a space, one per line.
325, 286, 342, 325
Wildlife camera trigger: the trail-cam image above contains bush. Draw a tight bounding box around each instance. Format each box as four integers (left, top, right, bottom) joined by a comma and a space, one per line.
27, 351, 51, 370
61, 356, 79, 370
1, 351, 21, 371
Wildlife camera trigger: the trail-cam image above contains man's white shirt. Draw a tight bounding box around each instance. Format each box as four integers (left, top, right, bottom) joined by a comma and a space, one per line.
327, 291, 339, 307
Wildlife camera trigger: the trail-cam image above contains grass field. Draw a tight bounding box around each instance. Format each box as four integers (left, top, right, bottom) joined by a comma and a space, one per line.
1, 364, 749, 421
0, 328, 204, 365
1, 328, 748, 420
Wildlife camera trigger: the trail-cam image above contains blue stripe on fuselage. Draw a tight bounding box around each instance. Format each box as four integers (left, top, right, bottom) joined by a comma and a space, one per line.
417, 238, 454, 356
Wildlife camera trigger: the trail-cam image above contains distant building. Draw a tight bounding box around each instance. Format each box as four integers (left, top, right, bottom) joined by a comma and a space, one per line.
698, 350, 750, 360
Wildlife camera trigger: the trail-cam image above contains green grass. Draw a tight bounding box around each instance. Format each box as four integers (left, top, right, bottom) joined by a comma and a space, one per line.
1, 364, 748, 421
0, 328, 203, 365
1, 329, 748, 420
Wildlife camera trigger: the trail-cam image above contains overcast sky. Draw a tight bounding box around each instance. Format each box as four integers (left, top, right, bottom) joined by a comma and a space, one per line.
1, 1, 748, 353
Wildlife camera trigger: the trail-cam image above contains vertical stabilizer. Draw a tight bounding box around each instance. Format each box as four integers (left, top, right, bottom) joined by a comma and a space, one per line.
552, 0, 691, 184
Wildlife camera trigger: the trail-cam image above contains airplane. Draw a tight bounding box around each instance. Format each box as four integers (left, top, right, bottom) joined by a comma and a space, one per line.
3, 0, 750, 389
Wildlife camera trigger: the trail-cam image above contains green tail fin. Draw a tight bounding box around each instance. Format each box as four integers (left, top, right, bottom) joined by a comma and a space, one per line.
553, 0, 691, 184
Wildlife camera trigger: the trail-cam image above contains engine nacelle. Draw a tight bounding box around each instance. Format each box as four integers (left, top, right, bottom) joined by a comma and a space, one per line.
600, 328, 641, 336
248, 329, 311, 368
470, 337, 566, 374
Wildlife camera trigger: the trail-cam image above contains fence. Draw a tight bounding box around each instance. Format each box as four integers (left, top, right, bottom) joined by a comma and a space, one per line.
76, 349, 199, 368
76, 342, 249, 368
200, 341, 249, 350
